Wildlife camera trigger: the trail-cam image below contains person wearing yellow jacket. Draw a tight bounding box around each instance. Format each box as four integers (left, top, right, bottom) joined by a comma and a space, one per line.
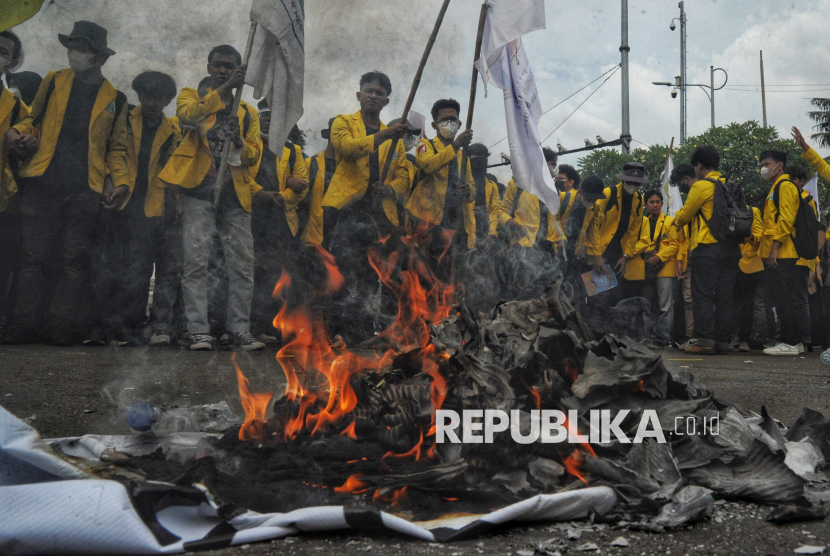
555, 164, 580, 235
97, 72, 182, 347
673, 146, 741, 355
669, 162, 697, 347
406, 98, 476, 264
734, 207, 763, 352
3, 22, 130, 346
588, 162, 648, 299
499, 179, 559, 250
636, 190, 679, 347
757, 149, 811, 355
301, 118, 337, 247
468, 143, 501, 246
158, 45, 271, 352
0, 30, 30, 339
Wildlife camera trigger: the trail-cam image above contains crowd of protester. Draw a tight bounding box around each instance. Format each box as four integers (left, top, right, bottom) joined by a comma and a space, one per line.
1, 22, 830, 358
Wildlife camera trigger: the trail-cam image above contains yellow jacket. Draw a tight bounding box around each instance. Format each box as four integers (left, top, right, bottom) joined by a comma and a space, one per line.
301, 151, 336, 246
587, 183, 644, 259
675, 223, 691, 274
803, 147, 830, 182
481, 176, 501, 237
0, 88, 30, 212
121, 106, 181, 217
557, 189, 577, 234
498, 179, 558, 248
740, 207, 764, 274
575, 201, 598, 253
321, 110, 408, 226
158, 88, 262, 212
635, 213, 679, 279
406, 136, 477, 248
796, 189, 819, 271
12, 69, 130, 193
275, 142, 309, 236
673, 171, 724, 254
759, 174, 799, 259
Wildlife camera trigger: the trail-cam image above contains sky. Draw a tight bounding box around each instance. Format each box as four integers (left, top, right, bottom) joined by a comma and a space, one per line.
9, 0, 830, 183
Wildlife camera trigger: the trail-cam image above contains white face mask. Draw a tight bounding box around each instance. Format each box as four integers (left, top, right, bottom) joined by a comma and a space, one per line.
624, 183, 639, 195
760, 162, 779, 181
437, 120, 460, 140
403, 135, 416, 152
67, 50, 96, 73
0, 55, 12, 72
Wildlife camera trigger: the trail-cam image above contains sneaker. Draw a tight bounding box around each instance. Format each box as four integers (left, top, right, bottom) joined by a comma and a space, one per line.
82, 328, 106, 347
230, 331, 265, 351
763, 343, 800, 356
677, 338, 695, 350
738, 341, 751, 352
190, 334, 214, 351
257, 333, 280, 347
149, 333, 172, 347
220, 333, 229, 347
796, 343, 805, 354
685, 339, 715, 355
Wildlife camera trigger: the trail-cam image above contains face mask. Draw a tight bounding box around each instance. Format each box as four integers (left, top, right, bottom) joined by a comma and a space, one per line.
8, 86, 20, 99
624, 184, 639, 195
67, 50, 96, 73
554, 179, 566, 192
760, 163, 779, 181
437, 120, 460, 140
402, 135, 416, 152
0, 55, 12, 72
470, 157, 488, 177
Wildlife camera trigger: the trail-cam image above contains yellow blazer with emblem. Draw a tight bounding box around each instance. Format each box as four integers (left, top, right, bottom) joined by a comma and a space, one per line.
557, 189, 577, 234
275, 142, 309, 236
321, 110, 409, 226
406, 136, 477, 248
575, 201, 597, 253
673, 171, 725, 254
635, 213, 679, 279
587, 183, 644, 260
740, 206, 764, 274
121, 105, 181, 217
498, 180, 558, 248
483, 176, 501, 237
158, 88, 262, 212
759, 174, 799, 260
0, 88, 30, 212
302, 152, 337, 246
12, 69, 130, 192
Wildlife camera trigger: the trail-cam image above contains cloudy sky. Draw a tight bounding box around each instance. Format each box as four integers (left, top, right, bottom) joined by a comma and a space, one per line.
10, 0, 830, 181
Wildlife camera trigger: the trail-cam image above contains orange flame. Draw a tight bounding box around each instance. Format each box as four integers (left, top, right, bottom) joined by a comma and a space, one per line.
562, 449, 589, 484
234, 355, 273, 443
563, 360, 578, 382
373, 486, 409, 506
340, 421, 358, 439
628, 380, 645, 393
334, 474, 370, 494
383, 428, 424, 462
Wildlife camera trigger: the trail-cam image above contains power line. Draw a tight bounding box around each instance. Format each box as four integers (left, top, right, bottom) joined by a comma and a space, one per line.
723, 87, 830, 93
487, 65, 621, 149
540, 65, 621, 145
726, 83, 830, 87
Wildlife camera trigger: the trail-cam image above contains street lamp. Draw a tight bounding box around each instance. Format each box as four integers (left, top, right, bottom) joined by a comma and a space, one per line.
653, 67, 727, 130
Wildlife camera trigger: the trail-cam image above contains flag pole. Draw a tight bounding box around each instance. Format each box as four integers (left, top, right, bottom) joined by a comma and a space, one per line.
214, 20, 258, 211
459, 2, 489, 188
377, 0, 452, 186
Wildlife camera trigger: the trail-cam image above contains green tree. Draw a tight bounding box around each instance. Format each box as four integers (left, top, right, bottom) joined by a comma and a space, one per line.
808, 98, 830, 149
576, 121, 828, 212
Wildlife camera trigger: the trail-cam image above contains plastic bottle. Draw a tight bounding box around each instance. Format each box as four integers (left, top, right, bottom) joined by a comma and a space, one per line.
126, 403, 198, 435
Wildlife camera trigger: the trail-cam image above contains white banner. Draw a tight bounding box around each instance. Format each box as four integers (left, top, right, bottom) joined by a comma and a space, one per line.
660, 153, 683, 217
246, 0, 305, 152
804, 174, 820, 218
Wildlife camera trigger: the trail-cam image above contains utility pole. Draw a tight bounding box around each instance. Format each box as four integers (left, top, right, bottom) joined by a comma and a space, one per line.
679, 1, 687, 143
760, 50, 768, 128
620, 0, 630, 153
710, 66, 715, 128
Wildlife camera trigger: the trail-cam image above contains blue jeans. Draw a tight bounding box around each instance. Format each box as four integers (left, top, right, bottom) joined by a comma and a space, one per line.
181, 195, 254, 335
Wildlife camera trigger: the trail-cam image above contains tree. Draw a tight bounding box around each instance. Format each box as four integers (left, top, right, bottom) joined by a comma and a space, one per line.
808, 98, 830, 149
577, 121, 828, 211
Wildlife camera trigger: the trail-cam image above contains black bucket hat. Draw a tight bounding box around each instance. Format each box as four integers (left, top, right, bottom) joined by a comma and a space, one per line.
59, 21, 115, 56
616, 161, 649, 184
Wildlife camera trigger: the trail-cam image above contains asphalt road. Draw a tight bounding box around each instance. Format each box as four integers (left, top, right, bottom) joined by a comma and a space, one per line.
2, 344, 830, 555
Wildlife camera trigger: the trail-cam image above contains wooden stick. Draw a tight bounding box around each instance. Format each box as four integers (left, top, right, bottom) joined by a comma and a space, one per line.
668, 136, 675, 154
377, 0, 452, 185
458, 2, 490, 187
213, 20, 258, 211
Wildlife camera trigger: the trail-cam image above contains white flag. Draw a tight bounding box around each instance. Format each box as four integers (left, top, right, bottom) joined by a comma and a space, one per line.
475, 0, 546, 90
478, 28, 558, 213
660, 152, 683, 217
804, 174, 820, 218
246, 0, 305, 153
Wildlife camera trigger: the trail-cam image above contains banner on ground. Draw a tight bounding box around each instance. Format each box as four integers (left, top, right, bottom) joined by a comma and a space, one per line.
246, 0, 305, 153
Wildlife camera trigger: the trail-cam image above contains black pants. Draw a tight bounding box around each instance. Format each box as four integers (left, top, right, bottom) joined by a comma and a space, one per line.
690, 252, 739, 346
766, 259, 811, 346
735, 270, 760, 343
16, 188, 100, 335
0, 210, 23, 330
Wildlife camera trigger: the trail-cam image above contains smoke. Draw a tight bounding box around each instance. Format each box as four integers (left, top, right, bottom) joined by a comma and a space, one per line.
11, 0, 467, 156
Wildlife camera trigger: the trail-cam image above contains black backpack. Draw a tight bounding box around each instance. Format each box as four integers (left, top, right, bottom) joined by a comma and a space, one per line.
773, 179, 819, 260
698, 177, 753, 244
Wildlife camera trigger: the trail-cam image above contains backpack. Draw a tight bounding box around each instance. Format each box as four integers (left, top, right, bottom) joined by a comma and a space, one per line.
773, 179, 819, 260
698, 177, 753, 244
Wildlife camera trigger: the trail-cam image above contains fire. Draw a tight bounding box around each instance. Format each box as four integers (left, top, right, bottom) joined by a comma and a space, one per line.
340, 421, 358, 439
334, 474, 370, 494
234, 355, 273, 443
563, 360, 578, 382
628, 380, 645, 393
383, 428, 424, 461
372, 486, 409, 506
562, 450, 589, 485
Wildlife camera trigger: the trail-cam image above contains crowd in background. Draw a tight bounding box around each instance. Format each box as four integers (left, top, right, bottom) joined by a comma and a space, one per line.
1, 21, 830, 358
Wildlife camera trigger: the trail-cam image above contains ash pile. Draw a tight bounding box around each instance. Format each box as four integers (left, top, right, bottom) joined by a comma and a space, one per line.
127, 279, 830, 527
